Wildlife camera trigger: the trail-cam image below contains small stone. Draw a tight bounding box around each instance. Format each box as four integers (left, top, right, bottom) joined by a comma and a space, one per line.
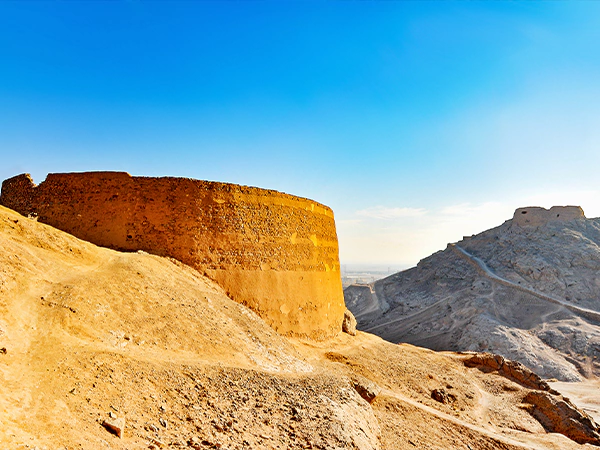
102, 417, 125, 438
150, 437, 165, 448
351, 375, 381, 403
0, 347, 6, 354
342, 309, 357, 336
108, 411, 116, 419
431, 388, 456, 404
159, 417, 168, 428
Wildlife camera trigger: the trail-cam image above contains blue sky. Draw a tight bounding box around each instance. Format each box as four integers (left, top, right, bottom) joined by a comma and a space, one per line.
2, 1, 600, 267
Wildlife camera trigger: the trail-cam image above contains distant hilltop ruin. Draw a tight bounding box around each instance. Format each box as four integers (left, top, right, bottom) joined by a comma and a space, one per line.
0, 172, 346, 339
345, 204, 600, 381
512, 206, 585, 227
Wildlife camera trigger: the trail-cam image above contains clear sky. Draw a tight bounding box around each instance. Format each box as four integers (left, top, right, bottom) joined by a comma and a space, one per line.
1, 1, 600, 268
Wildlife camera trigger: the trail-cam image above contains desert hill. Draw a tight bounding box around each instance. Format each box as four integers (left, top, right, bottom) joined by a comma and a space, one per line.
2, 204, 600, 449
345, 206, 600, 382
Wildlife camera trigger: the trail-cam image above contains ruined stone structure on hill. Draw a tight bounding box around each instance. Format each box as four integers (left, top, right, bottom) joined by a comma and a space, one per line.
0, 172, 345, 339
345, 205, 600, 381
512, 206, 585, 227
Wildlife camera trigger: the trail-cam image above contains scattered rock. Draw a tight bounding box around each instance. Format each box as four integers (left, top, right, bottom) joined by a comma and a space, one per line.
464, 353, 555, 392
187, 437, 200, 446
102, 417, 125, 438
524, 390, 600, 445
351, 375, 381, 403
431, 388, 456, 404
342, 309, 357, 336
149, 437, 165, 448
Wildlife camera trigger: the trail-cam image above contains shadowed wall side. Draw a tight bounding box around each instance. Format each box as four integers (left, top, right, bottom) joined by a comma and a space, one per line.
0, 172, 345, 339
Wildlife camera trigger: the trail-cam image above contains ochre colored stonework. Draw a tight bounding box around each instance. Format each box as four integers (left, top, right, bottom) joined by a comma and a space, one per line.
0, 172, 345, 339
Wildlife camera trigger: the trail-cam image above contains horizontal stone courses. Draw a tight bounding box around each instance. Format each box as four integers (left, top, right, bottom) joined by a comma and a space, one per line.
38, 171, 335, 216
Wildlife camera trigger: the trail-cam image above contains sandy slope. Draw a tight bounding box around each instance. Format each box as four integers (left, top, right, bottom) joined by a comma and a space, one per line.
0, 205, 593, 449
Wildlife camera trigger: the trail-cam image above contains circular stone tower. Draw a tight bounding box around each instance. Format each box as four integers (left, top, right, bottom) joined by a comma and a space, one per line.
1, 172, 346, 339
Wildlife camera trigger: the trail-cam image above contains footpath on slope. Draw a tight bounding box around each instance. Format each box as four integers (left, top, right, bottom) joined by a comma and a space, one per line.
362, 291, 465, 334
450, 244, 600, 324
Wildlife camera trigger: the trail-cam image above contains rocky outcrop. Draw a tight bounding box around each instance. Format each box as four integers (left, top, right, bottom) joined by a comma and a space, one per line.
346, 206, 600, 380
465, 352, 600, 445
430, 388, 456, 404
351, 374, 381, 403
0, 172, 345, 339
463, 353, 554, 392
524, 391, 600, 446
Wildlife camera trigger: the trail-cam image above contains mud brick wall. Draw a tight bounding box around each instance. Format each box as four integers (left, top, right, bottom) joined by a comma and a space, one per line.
1, 172, 346, 339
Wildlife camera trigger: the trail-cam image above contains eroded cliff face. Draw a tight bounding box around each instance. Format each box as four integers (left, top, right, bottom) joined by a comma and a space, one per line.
0, 172, 345, 339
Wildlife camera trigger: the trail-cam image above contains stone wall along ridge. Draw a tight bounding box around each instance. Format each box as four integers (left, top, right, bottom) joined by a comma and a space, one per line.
0, 172, 346, 339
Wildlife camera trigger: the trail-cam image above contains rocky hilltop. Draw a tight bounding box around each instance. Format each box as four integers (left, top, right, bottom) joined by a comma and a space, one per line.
2, 199, 599, 448
346, 206, 600, 382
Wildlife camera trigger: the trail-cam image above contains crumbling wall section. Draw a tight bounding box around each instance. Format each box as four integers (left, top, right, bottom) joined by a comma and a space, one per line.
0, 172, 346, 339
0, 173, 36, 216
513, 206, 585, 228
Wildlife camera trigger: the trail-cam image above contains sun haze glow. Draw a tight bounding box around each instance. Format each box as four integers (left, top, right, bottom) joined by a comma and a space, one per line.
1, 2, 599, 269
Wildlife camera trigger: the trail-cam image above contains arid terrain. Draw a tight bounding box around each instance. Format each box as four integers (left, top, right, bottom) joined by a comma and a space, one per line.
2, 204, 600, 449
346, 206, 600, 383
